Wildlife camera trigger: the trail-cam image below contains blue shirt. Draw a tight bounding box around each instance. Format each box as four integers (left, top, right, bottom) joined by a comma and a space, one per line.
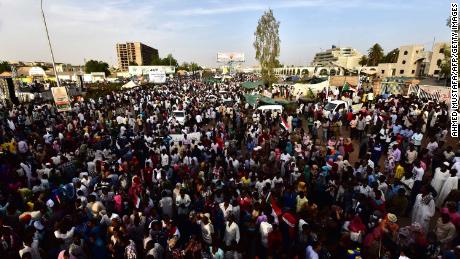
392, 125, 402, 135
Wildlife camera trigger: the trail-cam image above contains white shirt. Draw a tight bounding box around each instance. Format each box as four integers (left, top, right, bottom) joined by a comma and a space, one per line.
306, 246, 319, 259
411, 133, 423, 146
219, 203, 233, 220
259, 221, 273, 247
224, 221, 240, 246
412, 166, 424, 181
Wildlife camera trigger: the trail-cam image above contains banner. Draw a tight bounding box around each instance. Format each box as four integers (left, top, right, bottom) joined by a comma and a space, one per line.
217, 52, 245, 62
51, 87, 71, 112
149, 71, 167, 84
419, 85, 451, 103
169, 132, 201, 143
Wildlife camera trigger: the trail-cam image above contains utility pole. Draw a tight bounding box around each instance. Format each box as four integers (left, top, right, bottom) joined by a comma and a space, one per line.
40, 0, 60, 87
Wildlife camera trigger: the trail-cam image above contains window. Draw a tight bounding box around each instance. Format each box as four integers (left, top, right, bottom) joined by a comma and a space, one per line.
403, 51, 408, 55
381, 70, 385, 74
400, 70, 404, 74
440, 48, 444, 53
437, 59, 442, 67
412, 70, 415, 74
402, 60, 406, 64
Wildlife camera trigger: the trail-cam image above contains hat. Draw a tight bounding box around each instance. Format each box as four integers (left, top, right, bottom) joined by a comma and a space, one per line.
387, 213, 397, 223
443, 161, 450, 166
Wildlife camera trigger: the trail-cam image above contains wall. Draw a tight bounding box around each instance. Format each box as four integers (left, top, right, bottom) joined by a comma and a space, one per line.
428, 42, 448, 76
395, 45, 424, 77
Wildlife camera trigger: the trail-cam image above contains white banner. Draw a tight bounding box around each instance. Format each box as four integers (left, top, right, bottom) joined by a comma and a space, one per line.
149, 71, 166, 84
128, 66, 175, 76
169, 132, 201, 143
217, 52, 245, 62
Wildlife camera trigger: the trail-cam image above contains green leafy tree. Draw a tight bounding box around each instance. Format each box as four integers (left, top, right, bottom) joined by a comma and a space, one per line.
151, 53, 178, 66
253, 9, 280, 85
0, 61, 11, 74
383, 48, 399, 63
359, 56, 368, 66
85, 60, 110, 76
163, 54, 178, 66
367, 44, 384, 66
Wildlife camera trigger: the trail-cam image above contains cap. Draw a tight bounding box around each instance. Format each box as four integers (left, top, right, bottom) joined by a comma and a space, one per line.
387, 213, 397, 223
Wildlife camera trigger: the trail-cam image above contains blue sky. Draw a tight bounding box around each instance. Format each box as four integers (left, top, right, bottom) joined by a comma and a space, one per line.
0, 0, 451, 67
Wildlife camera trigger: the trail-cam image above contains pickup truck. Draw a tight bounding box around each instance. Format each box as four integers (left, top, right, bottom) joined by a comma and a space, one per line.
323, 100, 363, 118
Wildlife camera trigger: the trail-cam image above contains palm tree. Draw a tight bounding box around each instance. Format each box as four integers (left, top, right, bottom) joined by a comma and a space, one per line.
367, 44, 384, 66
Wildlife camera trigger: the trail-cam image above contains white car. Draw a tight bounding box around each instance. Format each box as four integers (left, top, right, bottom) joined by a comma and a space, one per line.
168, 110, 186, 125
207, 95, 219, 102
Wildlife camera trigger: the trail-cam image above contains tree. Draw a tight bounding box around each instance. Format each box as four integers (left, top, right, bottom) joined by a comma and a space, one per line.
85, 60, 110, 76
151, 54, 178, 66
164, 54, 178, 66
367, 43, 384, 66
0, 61, 11, 74
253, 9, 280, 85
438, 44, 451, 81
177, 62, 190, 71
383, 48, 399, 63
359, 56, 368, 66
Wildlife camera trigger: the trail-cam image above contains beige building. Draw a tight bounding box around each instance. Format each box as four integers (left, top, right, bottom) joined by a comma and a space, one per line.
428, 42, 448, 76
311, 46, 363, 70
372, 43, 449, 78
116, 42, 159, 71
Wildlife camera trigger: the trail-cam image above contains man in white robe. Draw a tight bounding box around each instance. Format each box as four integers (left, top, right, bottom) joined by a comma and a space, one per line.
431, 162, 450, 195
412, 186, 435, 232
436, 170, 459, 208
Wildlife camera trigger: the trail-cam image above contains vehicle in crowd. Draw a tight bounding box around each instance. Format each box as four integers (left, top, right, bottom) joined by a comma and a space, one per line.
257, 104, 283, 114
168, 110, 187, 125
323, 100, 362, 118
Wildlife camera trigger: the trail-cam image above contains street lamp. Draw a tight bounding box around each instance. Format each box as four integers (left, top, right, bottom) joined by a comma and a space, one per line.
40, 0, 60, 88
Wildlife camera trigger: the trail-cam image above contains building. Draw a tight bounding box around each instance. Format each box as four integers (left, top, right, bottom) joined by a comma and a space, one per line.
427, 42, 448, 76
372, 42, 449, 78
311, 46, 363, 70
116, 42, 159, 71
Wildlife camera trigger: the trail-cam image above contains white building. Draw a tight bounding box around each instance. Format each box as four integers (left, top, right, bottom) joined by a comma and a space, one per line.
311, 46, 364, 70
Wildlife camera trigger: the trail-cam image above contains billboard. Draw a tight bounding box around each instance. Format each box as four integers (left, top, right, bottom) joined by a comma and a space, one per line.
217, 52, 245, 62
128, 66, 175, 76
51, 87, 71, 112
149, 70, 167, 84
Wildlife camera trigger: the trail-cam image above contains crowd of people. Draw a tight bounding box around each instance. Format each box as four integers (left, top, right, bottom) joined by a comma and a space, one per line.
0, 75, 458, 259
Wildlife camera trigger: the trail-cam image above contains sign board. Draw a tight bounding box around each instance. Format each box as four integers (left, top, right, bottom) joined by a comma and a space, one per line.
128, 66, 175, 76
217, 52, 245, 62
51, 87, 71, 112
169, 132, 201, 143
419, 85, 451, 103
149, 70, 167, 84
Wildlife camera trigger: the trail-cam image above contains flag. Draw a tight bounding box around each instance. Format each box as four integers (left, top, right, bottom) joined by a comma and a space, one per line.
280, 117, 289, 131
270, 197, 282, 216
342, 82, 350, 92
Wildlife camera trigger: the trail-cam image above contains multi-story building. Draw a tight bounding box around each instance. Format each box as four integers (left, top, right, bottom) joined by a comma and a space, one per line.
427, 42, 448, 76
116, 42, 159, 71
311, 46, 364, 70
374, 42, 449, 78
